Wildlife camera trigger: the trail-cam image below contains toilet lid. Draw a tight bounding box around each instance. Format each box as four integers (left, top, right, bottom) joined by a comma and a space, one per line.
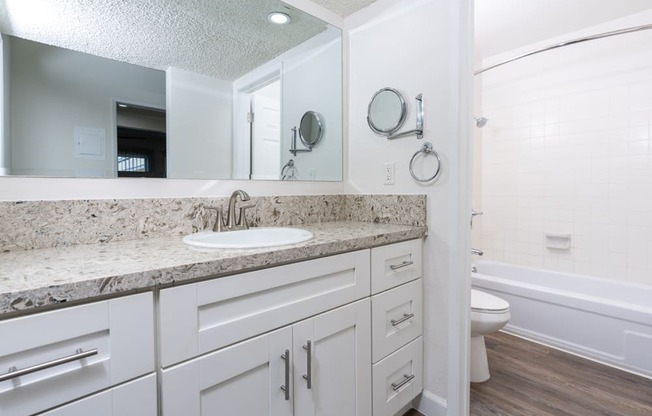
471, 289, 510, 312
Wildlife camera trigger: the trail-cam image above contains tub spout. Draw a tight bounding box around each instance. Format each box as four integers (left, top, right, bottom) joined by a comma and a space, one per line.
471, 248, 483, 256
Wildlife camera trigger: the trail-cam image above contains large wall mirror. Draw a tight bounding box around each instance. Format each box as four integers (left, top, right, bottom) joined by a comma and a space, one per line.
0, 0, 342, 181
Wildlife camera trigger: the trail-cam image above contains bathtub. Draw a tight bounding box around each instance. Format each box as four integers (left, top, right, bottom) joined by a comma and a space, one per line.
472, 261, 652, 379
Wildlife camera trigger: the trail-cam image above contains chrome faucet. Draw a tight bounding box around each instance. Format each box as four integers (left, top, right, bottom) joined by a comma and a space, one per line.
225, 190, 254, 231
471, 248, 483, 256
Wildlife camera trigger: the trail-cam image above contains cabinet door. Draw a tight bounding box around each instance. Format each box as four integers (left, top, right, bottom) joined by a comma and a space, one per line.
161, 327, 293, 416
293, 299, 371, 416
40, 374, 156, 416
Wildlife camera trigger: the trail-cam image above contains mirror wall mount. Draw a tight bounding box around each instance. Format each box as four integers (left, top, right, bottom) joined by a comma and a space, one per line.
387, 93, 423, 140
289, 126, 311, 156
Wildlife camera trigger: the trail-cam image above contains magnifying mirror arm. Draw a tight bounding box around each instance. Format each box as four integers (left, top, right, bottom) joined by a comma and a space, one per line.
289, 126, 313, 156
387, 94, 423, 140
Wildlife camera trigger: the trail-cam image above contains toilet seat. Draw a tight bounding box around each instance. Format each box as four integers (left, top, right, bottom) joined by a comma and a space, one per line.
471, 289, 509, 314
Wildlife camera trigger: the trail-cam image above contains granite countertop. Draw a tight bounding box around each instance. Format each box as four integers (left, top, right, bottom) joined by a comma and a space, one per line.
0, 221, 427, 316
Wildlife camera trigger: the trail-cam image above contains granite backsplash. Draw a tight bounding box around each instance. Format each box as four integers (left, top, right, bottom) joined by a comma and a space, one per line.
0, 194, 426, 252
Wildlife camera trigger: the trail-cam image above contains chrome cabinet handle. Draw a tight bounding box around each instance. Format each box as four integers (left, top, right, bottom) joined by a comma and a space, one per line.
391, 313, 415, 326
389, 260, 413, 271
391, 374, 415, 391
0, 348, 98, 382
280, 350, 290, 400
302, 341, 312, 389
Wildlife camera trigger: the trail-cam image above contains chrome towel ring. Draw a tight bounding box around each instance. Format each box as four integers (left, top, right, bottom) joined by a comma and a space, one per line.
409, 141, 442, 183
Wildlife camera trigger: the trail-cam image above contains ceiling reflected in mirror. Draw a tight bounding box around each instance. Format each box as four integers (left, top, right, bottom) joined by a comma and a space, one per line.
0, 0, 327, 81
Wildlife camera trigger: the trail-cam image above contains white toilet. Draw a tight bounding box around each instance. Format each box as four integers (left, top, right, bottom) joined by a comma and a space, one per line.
470, 289, 510, 382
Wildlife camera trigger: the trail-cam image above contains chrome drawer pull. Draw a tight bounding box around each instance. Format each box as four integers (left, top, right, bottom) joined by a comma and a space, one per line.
280, 350, 290, 400
0, 348, 98, 383
302, 341, 312, 389
389, 260, 413, 271
391, 313, 415, 326
391, 374, 415, 391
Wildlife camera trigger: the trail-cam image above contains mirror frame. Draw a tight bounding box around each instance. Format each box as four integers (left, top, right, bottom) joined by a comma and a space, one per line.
366, 87, 407, 135
299, 111, 324, 148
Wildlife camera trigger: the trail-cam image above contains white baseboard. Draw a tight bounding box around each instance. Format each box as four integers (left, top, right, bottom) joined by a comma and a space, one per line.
412, 390, 447, 416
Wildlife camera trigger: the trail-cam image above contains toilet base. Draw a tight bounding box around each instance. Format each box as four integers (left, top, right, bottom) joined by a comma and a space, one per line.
470, 335, 490, 383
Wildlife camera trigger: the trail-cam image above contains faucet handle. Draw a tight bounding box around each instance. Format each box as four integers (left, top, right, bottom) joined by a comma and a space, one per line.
237, 203, 256, 230
205, 206, 226, 232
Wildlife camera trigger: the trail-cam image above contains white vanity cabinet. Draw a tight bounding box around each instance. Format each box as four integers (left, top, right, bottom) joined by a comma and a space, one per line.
158, 238, 424, 416
370, 239, 424, 416
159, 250, 372, 416
0, 292, 156, 416
161, 299, 371, 416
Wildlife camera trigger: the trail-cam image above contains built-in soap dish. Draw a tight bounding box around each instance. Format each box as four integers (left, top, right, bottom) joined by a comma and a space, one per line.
545, 233, 571, 250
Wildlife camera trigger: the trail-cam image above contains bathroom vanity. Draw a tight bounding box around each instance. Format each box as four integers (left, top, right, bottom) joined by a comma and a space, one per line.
0, 221, 425, 416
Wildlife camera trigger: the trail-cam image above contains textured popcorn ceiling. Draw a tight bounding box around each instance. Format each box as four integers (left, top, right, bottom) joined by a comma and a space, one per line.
311, 0, 377, 17
0, 0, 351, 80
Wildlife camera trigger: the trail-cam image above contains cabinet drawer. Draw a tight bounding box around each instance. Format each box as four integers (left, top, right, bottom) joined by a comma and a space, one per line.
372, 337, 423, 416
372, 279, 422, 363
371, 239, 422, 294
159, 250, 370, 367
41, 373, 157, 416
0, 293, 154, 416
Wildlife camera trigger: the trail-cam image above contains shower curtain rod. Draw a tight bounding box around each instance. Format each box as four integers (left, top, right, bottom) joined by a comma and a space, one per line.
475, 22, 652, 75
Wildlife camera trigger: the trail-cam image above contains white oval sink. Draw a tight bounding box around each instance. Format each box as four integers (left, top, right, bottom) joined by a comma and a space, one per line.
182, 227, 313, 249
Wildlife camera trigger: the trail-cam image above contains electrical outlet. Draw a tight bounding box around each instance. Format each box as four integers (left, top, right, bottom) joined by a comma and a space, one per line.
384, 162, 395, 185
307, 169, 316, 180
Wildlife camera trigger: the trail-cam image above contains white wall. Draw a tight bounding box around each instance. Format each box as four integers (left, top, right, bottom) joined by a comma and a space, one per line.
281, 28, 342, 181
478, 10, 652, 287
346, 0, 471, 414
232, 27, 343, 181
8, 36, 166, 177
166, 67, 232, 179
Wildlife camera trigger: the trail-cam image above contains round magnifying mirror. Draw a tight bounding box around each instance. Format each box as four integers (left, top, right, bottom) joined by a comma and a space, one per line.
299, 111, 324, 147
367, 87, 407, 135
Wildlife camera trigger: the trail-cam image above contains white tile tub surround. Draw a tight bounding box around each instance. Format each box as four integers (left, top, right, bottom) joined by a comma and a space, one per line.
477, 10, 652, 287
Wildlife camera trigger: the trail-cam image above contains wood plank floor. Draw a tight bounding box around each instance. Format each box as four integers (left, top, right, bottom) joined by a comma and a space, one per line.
471, 331, 652, 415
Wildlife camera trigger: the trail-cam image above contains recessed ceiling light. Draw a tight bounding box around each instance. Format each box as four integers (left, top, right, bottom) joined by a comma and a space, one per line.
268, 12, 290, 25
118, 103, 128, 108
